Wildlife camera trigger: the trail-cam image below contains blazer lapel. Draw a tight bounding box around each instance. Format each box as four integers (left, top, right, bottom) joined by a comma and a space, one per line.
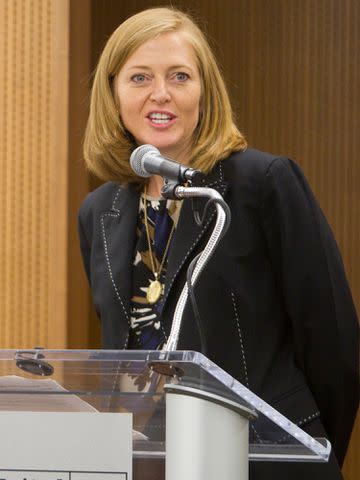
162, 161, 228, 311
100, 185, 139, 325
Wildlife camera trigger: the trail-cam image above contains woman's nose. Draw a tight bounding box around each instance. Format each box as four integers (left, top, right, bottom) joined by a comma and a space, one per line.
150, 79, 171, 104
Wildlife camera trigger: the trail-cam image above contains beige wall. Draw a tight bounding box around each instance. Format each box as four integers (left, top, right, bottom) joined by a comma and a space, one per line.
0, 0, 70, 348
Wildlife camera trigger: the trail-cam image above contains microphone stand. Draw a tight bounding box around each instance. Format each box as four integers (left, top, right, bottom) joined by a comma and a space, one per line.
161, 183, 230, 352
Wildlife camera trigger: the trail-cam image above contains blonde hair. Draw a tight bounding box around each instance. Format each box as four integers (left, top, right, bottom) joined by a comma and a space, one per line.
84, 7, 247, 184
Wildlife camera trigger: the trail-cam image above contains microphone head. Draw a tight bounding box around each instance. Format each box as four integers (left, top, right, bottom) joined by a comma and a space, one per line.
130, 144, 160, 177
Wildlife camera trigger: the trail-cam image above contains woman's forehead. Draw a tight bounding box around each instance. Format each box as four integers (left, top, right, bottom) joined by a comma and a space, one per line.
121, 31, 198, 71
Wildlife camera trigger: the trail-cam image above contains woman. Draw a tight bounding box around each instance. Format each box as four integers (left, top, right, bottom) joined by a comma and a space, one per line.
79, 7, 359, 479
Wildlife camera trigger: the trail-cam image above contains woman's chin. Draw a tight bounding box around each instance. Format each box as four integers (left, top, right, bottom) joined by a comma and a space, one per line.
133, 134, 190, 162
139, 143, 181, 160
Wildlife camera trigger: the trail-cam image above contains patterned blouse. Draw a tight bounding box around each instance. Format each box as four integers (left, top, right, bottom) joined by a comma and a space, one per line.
128, 194, 182, 350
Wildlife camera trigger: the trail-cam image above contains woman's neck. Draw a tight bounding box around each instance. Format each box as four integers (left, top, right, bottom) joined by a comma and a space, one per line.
146, 175, 164, 198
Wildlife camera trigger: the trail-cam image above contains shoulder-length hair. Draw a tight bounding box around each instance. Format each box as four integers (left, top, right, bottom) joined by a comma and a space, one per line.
84, 7, 247, 184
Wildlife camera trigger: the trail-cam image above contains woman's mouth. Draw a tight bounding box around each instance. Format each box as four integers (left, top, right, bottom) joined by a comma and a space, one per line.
147, 112, 176, 126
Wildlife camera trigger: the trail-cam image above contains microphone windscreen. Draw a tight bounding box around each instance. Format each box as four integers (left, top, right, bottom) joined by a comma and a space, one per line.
130, 144, 160, 177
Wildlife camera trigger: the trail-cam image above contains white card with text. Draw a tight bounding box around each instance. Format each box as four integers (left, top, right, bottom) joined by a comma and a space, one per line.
0, 412, 132, 480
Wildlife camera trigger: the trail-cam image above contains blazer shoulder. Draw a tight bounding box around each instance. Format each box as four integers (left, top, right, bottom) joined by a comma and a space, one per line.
79, 182, 122, 219
220, 148, 295, 199
223, 148, 288, 177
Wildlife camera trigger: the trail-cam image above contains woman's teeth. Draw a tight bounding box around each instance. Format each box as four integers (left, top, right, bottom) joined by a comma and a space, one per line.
149, 113, 172, 124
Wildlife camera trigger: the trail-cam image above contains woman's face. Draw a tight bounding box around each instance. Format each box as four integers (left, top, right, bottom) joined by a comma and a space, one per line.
115, 31, 201, 164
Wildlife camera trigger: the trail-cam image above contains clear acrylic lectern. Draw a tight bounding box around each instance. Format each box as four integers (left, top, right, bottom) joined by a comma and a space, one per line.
0, 349, 330, 480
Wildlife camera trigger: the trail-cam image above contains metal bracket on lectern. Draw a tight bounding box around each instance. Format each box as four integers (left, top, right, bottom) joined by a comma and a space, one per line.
15, 348, 54, 376
148, 361, 184, 378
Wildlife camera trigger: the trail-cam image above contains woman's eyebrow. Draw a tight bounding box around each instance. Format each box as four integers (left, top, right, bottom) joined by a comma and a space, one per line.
126, 64, 194, 71
126, 65, 152, 70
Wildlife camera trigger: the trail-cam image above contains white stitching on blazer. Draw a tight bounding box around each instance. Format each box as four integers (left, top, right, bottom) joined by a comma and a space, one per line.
111, 186, 122, 212
231, 291, 263, 442
296, 411, 321, 427
277, 411, 321, 443
101, 212, 130, 348
231, 291, 250, 387
160, 323, 168, 342
219, 160, 224, 182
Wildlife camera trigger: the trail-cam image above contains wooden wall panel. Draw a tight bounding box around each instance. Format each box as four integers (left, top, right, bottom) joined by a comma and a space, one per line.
67, 0, 93, 348
0, 0, 69, 348
89, 1, 359, 477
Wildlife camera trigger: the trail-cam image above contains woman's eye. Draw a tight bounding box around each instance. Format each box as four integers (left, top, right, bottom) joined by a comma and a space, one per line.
174, 72, 189, 82
131, 74, 147, 83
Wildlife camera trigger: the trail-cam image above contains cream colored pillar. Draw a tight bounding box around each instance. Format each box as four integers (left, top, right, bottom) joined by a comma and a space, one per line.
0, 0, 70, 348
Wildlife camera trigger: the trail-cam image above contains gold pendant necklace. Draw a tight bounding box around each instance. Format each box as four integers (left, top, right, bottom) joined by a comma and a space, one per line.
147, 274, 164, 304
143, 187, 175, 304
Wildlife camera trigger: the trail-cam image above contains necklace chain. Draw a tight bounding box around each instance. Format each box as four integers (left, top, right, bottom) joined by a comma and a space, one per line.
143, 187, 175, 302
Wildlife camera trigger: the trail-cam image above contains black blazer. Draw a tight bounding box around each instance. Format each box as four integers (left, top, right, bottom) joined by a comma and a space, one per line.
78, 149, 359, 466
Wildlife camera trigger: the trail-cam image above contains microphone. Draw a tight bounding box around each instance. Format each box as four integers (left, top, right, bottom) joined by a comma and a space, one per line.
130, 145, 201, 182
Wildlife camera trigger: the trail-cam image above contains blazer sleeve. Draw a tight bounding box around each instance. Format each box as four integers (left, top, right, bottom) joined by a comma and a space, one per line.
77, 199, 93, 285
260, 157, 359, 466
